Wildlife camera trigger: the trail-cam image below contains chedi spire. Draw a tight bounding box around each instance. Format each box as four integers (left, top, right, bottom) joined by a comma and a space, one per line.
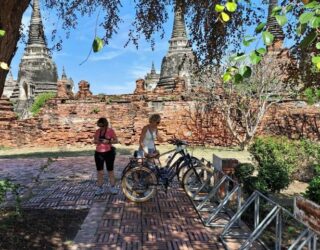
28, 0, 46, 45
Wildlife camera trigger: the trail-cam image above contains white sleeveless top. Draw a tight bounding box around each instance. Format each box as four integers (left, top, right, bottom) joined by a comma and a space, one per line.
142, 128, 157, 152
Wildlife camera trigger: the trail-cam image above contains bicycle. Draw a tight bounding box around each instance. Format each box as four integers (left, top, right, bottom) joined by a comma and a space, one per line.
121, 138, 202, 202
182, 158, 216, 200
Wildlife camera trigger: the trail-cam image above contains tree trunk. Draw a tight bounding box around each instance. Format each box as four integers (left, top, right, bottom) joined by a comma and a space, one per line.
0, 0, 30, 98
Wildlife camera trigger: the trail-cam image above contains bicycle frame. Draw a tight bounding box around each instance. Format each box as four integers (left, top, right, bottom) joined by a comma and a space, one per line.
150, 144, 195, 185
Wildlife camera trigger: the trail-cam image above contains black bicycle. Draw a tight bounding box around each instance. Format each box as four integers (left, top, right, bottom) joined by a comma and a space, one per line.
121, 138, 202, 202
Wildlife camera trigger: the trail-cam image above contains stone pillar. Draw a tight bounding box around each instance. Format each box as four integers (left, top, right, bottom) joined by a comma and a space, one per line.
75, 80, 92, 99
57, 80, 68, 98
134, 79, 145, 94
213, 154, 239, 200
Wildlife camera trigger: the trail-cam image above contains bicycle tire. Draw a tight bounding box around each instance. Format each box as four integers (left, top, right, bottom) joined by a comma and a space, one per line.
182, 165, 215, 198
121, 166, 157, 202
122, 159, 141, 175
176, 156, 201, 182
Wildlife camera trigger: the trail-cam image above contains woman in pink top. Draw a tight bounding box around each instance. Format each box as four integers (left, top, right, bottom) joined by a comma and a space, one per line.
94, 117, 118, 195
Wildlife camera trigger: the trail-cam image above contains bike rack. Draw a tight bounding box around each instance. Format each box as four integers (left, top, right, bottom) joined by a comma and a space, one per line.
187, 162, 242, 228
220, 191, 319, 250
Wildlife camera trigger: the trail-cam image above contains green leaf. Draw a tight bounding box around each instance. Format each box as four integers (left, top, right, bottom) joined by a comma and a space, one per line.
275, 15, 288, 26
223, 72, 232, 82
299, 12, 315, 24
215, 4, 225, 12
0, 30, 5, 37
309, 16, 320, 28
271, 6, 282, 17
239, 66, 252, 78
256, 48, 266, 55
312, 56, 320, 64
92, 37, 104, 53
300, 31, 317, 49
243, 36, 256, 47
226, 66, 238, 72
231, 53, 246, 62
297, 23, 307, 35
226, 2, 237, 12
285, 4, 293, 13
234, 73, 243, 83
316, 42, 320, 49
304, 88, 316, 105
262, 31, 274, 46
255, 22, 266, 33
221, 12, 230, 22
304, 1, 320, 9
249, 51, 262, 65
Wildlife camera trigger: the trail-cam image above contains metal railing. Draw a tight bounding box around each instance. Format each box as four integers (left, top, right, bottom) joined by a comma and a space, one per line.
184, 159, 318, 249
220, 191, 318, 250
186, 161, 242, 228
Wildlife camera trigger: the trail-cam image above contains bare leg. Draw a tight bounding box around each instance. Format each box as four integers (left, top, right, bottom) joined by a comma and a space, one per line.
97, 170, 104, 187
108, 170, 116, 186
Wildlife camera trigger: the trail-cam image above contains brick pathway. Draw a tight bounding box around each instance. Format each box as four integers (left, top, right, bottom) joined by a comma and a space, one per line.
0, 156, 224, 250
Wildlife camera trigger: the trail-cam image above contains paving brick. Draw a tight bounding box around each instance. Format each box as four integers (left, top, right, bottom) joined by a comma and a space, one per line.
122, 211, 141, 220
166, 240, 193, 250
187, 230, 211, 242
142, 231, 166, 243
99, 219, 121, 228
142, 217, 162, 227
141, 205, 159, 213
1, 156, 228, 249
120, 224, 142, 234
117, 240, 142, 250
95, 232, 118, 244
93, 244, 118, 250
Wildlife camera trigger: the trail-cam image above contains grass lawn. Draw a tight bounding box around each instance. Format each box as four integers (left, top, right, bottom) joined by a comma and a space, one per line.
0, 143, 252, 163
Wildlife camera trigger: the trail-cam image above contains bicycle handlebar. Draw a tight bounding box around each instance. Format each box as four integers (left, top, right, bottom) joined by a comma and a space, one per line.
167, 138, 188, 146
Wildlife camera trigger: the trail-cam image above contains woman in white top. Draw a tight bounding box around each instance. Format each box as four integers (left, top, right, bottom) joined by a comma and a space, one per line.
139, 114, 163, 158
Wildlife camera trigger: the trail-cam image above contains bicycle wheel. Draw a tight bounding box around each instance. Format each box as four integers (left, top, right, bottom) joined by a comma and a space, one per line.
122, 159, 140, 175
177, 156, 201, 182
182, 165, 215, 199
121, 166, 157, 202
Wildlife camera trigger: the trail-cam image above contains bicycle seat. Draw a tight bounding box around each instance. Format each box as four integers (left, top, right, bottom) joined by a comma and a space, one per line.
169, 138, 188, 146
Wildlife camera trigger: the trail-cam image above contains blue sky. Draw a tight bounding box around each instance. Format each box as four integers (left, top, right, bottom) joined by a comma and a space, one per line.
10, 2, 175, 94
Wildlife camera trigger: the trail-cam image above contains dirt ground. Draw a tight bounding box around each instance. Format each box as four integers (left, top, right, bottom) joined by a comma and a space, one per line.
0, 208, 88, 250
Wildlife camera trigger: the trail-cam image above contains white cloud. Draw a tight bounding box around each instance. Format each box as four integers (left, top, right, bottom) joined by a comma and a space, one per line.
128, 65, 150, 79
89, 50, 125, 61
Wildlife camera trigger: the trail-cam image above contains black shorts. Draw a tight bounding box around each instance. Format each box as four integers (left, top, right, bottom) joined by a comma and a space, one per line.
94, 150, 116, 171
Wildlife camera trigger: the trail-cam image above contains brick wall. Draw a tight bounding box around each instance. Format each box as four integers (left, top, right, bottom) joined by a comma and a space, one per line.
0, 95, 319, 148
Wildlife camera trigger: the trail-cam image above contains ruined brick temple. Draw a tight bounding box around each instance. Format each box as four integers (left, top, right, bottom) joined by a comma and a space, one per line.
3, 0, 73, 117
1, 0, 320, 148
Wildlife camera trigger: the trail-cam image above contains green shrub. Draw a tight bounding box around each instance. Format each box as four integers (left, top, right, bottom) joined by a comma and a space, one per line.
30, 92, 56, 115
0, 179, 21, 215
242, 176, 268, 196
91, 108, 100, 114
305, 176, 320, 204
234, 163, 255, 183
249, 137, 298, 193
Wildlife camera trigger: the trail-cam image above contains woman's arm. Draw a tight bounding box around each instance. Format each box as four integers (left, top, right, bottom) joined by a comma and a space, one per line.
139, 126, 148, 153
109, 129, 118, 144
93, 130, 100, 145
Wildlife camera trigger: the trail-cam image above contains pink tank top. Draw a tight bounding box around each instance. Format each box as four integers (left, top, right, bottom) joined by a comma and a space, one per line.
95, 128, 116, 152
